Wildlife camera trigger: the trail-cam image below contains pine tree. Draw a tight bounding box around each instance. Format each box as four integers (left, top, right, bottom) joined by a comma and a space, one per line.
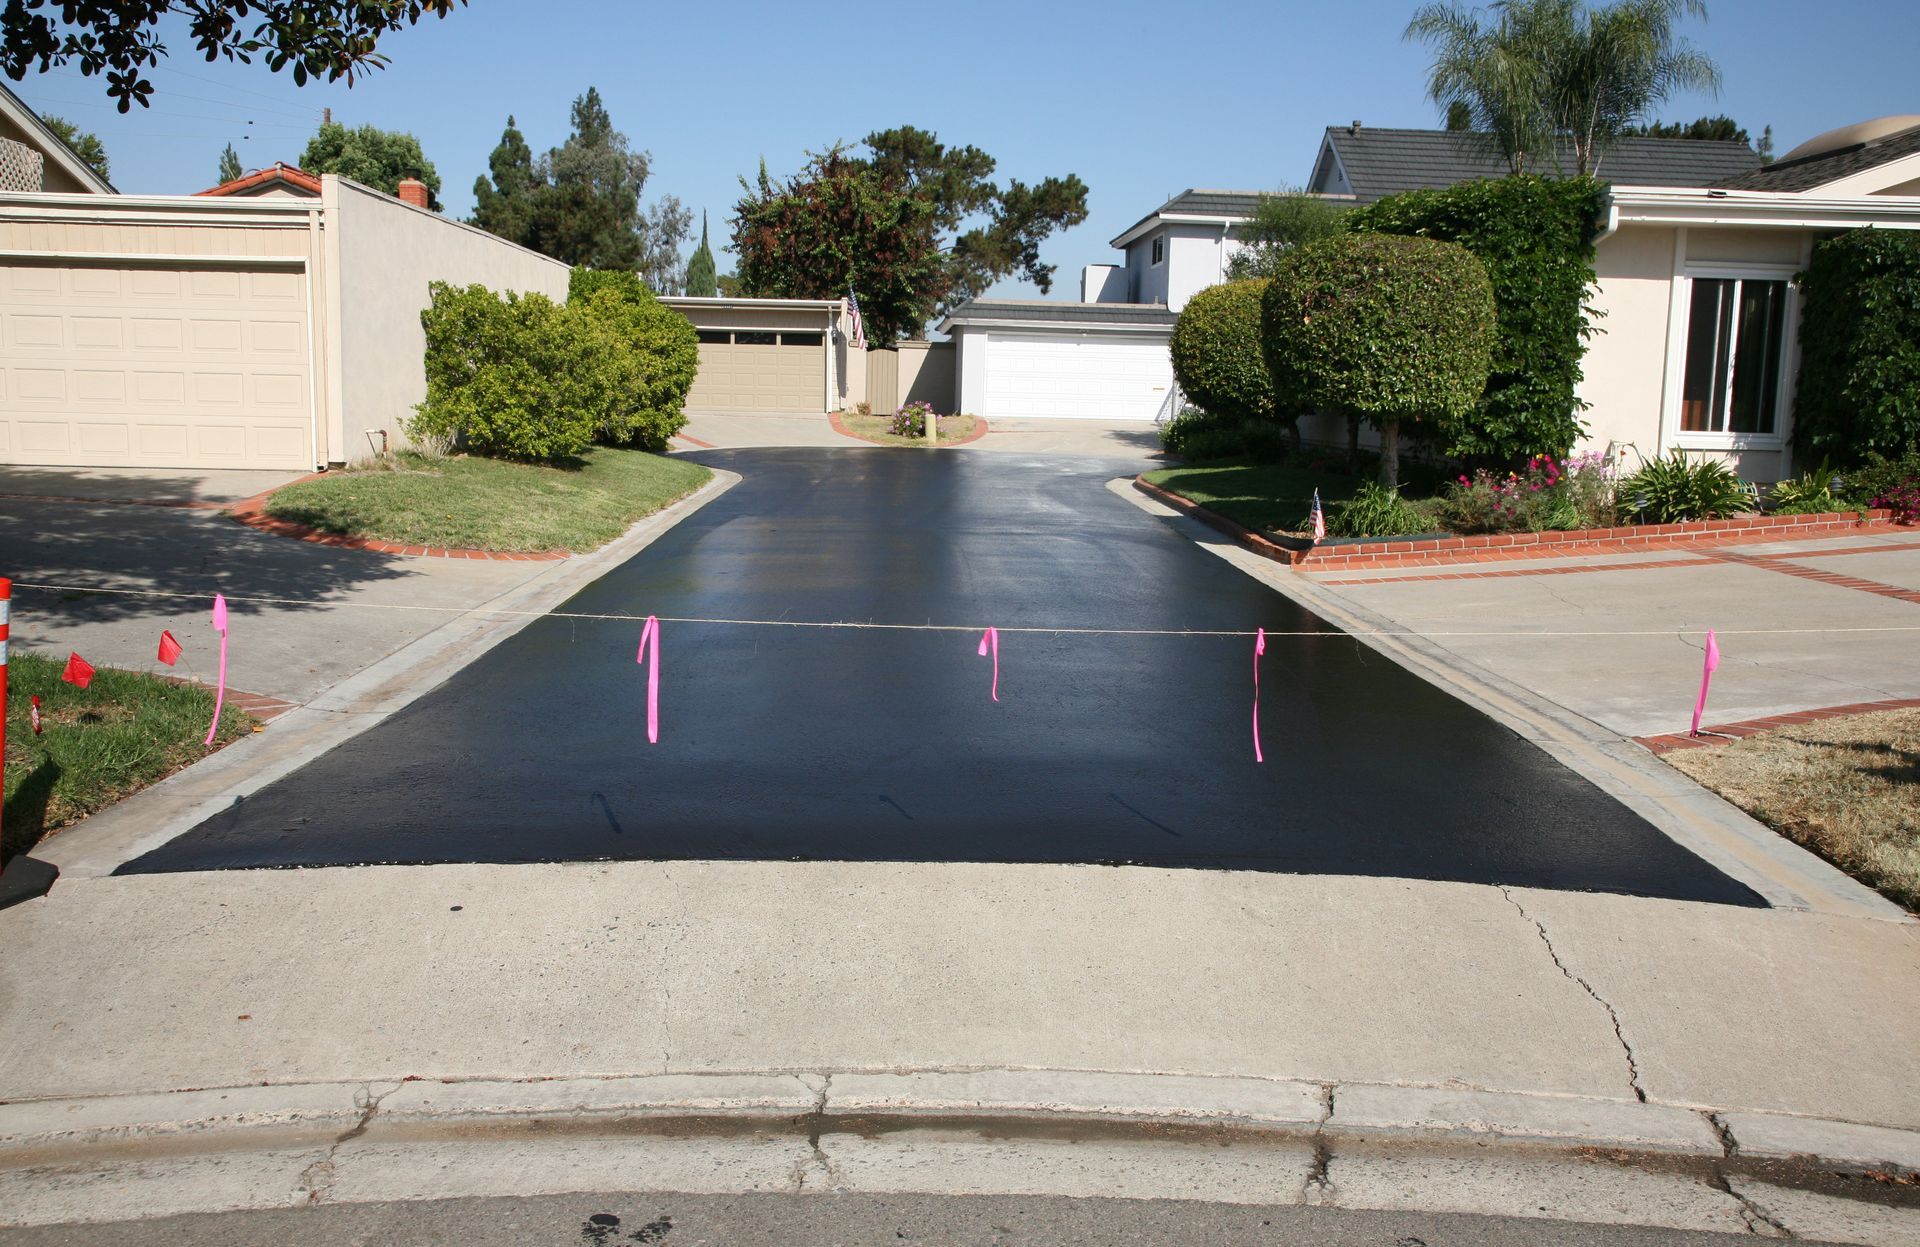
685, 211, 718, 297
472, 116, 536, 241
218, 142, 243, 184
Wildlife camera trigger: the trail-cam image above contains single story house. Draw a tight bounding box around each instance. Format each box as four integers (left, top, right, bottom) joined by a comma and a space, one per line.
0, 80, 570, 471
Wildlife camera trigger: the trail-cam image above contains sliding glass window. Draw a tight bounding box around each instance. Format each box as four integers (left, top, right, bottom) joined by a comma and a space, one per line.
1679, 276, 1787, 437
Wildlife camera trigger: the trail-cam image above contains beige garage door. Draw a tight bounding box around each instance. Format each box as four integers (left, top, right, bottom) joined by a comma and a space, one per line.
685, 330, 824, 413
0, 261, 313, 470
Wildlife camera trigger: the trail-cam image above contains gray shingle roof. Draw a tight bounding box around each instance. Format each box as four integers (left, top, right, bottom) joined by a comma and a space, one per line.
1109, 189, 1273, 246
1713, 123, 1920, 192
940, 300, 1177, 327
1318, 127, 1760, 202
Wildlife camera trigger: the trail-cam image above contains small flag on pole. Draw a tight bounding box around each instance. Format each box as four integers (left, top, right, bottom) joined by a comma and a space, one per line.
846, 287, 867, 350
60, 652, 95, 690
203, 594, 229, 746
636, 615, 661, 744
156, 629, 183, 666
30, 694, 43, 735
1689, 629, 1721, 738
977, 627, 1000, 702
1309, 489, 1326, 544
1252, 627, 1267, 763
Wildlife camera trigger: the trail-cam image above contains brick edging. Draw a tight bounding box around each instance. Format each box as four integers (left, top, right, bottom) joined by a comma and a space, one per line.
225, 479, 568, 562
1133, 475, 1902, 571
1637, 697, 1920, 754
829, 409, 991, 448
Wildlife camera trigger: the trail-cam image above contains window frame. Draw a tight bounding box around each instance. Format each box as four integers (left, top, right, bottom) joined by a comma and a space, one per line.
1150, 235, 1165, 268
1662, 260, 1800, 453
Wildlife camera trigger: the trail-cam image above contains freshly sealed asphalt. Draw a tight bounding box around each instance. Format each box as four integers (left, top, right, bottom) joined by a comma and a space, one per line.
121, 449, 1764, 905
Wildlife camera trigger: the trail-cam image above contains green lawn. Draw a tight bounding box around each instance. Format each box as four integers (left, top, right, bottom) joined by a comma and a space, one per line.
261, 448, 713, 553
841, 412, 980, 447
3, 653, 252, 862
1142, 462, 1366, 536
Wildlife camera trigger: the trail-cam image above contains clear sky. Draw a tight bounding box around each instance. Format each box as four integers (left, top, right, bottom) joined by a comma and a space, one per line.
12, 0, 1918, 299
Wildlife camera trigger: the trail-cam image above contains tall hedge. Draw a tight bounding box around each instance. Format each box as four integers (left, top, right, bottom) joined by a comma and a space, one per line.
1792, 227, 1920, 466
1170, 279, 1276, 426
1262, 233, 1496, 486
1346, 175, 1606, 464
567, 267, 699, 450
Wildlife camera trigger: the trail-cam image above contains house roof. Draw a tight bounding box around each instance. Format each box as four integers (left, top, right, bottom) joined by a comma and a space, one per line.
1108, 189, 1275, 248
938, 299, 1178, 333
1712, 119, 1920, 193
195, 162, 323, 198
0, 79, 115, 193
1315, 126, 1760, 202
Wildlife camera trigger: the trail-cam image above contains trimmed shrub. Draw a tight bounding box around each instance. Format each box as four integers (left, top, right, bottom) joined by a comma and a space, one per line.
1158, 406, 1294, 462
567, 267, 699, 450
410, 282, 600, 461
1793, 228, 1920, 466
1346, 175, 1607, 464
1171, 279, 1280, 432
1837, 443, 1920, 511
1262, 232, 1496, 486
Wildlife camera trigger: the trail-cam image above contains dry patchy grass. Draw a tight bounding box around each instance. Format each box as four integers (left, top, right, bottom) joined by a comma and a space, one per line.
1668, 707, 1920, 911
839, 412, 979, 447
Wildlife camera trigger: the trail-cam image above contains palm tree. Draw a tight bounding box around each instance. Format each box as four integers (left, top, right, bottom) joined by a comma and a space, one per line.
1405, 0, 1721, 177
1550, 0, 1721, 176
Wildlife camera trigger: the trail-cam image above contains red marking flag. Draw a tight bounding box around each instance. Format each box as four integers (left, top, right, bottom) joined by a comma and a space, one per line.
203, 593, 229, 746
1252, 628, 1267, 763
636, 615, 661, 744
157, 629, 183, 666
1689, 629, 1721, 738
30, 694, 43, 736
977, 627, 1000, 702
60, 652, 95, 690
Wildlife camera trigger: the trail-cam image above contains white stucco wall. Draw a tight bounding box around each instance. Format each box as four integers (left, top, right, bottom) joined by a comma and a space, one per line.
323, 176, 570, 463
1575, 224, 1678, 464
1165, 224, 1230, 311
1127, 237, 1167, 305
1082, 264, 1127, 302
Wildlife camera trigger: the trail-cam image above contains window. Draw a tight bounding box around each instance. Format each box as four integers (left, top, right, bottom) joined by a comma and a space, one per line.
1679, 276, 1788, 437
1150, 236, 1165, 267
696, 330, 730, 345
779, 332, 824, 347
734, 331, 777, 346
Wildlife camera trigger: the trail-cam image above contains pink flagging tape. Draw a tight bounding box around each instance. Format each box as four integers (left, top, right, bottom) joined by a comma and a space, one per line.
1253, 627, 1266, 763
1690, 628, 1721, 738
636, 615, 661, 744
978, 626, 1000, 702
203, 593, 228, 746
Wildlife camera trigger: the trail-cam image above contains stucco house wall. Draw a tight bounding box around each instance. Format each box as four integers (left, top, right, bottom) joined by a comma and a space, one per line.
323, 176, 571, 463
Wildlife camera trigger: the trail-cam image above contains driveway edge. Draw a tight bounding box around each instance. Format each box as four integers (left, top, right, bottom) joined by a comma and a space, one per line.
33, 470, 742, 878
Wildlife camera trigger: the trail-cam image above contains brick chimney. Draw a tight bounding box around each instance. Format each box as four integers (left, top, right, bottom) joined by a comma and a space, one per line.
397, 177, 429, 209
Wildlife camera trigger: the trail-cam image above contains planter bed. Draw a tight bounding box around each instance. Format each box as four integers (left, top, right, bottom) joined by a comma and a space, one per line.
1133, 474, 1896, 572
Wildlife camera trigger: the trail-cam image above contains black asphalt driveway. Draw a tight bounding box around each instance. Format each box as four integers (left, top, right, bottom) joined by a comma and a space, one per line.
121, 450, 1763, 905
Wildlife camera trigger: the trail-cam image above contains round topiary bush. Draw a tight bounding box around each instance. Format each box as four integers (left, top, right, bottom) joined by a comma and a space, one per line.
1171, 279, 1277, 430
1262, 233, 1496, 486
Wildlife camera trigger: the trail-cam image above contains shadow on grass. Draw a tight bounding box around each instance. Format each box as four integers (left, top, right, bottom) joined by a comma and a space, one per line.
2, 757, 63, 868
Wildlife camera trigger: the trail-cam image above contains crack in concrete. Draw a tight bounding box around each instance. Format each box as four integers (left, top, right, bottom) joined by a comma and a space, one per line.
1499, 887, 1646, 1103
1706, 1112, 1738, 1158
1304, 1082, 1336, 1205
789, 1073, 836, 1194
657, 862, 686, 1076
1712, 1172, 1794, 1238
295, 1079, 404, 1206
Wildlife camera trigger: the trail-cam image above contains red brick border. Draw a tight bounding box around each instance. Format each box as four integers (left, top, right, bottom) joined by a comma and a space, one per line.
1134, 475, 1901, 572
672, 432, 718, 449
223, 481, 568, 562
1706, 548, 1920, 605
829, 409, 990, 447
1636, 698, 1920, 755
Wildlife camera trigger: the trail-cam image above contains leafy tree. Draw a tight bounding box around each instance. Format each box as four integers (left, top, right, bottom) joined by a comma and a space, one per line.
1225, 190, 1350, 280
567, 268, 698, 449
217, 141, 243, 184
733, 127, 1088, 335
1406, 0, 1720, 176
1758, 124, 1773, 164
1792, 228, 1920, 467
470, 90, 687, 281
1170, 279, 1284, 441
301, 121, 440, 208
38, 114, 109, 181
716, 272, 744, 297
1262, 233, 1496, 488
732, 147, 944, 348
1628, 113, 1747, 142
3, 1, 466, 111
685, 211, 718, 297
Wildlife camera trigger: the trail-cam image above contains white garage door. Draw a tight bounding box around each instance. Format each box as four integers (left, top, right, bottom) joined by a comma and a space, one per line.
685, 330, 825, 413
984, 333, 1172, 420
0, 262, 314, 470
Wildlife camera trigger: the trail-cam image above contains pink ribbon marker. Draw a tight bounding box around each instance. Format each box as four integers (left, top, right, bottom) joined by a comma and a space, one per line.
636, 615, 661, 744
1689, 628, 1721, 738
1252, 627, 1267, 763
977, 627, 999, 702
203, 592, 228, 746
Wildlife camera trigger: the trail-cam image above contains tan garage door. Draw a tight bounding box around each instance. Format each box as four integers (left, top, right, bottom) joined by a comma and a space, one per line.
685, 330, 824, 413
0, 261, 313, 470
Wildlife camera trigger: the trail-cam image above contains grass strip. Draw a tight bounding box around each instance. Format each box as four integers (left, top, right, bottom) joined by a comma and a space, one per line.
1667, 707, 1920, 912
1141, 463, 1365, 536
3, 652, 252, 861
840, 413, 979, 447
261, 448, 712, 554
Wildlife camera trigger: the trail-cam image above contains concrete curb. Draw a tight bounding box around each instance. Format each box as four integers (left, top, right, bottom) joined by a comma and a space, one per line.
32, 470, 741, 877
5, 1071, 1917, 1172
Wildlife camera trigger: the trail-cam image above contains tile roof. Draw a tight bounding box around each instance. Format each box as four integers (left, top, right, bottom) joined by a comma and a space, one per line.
940, 300, 1178, 328
1713, 122, 1920, 192
195, 162, 322, 198
1109, 189, 1275, 247
1319, 127, 1760, 202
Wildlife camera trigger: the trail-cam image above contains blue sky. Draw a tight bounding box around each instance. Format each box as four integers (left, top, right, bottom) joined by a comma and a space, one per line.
12, 0, 1918, 299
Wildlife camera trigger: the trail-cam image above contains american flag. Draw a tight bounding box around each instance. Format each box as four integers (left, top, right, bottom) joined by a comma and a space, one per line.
1309, 489, 1326, 544
846, 287, 867, 349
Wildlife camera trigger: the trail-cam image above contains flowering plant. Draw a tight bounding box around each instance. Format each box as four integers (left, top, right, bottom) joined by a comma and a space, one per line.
1435, 451, 1614, 533
1875, 481, 1920, 525
890, 400, 939, 437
